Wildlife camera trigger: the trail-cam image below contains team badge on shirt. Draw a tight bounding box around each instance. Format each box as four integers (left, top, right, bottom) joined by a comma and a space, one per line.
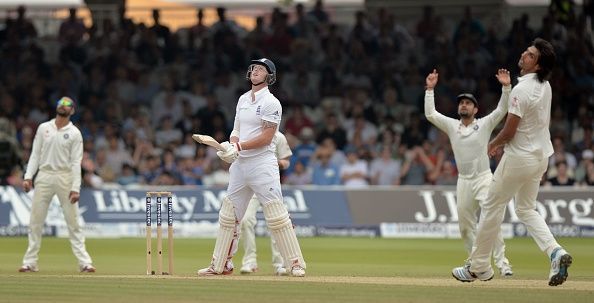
473, 124, 479, 131
63, 134, 69, 139
256, 105, 261, 116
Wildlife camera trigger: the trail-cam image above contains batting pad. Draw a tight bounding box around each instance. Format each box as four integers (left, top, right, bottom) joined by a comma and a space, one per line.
262, 200, 306, 269
211, 197, 238, 273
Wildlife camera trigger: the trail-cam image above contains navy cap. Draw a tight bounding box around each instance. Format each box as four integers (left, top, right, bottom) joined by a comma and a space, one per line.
456, 93, 478, 107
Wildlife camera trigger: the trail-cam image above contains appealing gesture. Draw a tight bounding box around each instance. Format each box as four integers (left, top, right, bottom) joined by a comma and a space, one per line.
425, 69, 438, 90
495, 68, 511, 87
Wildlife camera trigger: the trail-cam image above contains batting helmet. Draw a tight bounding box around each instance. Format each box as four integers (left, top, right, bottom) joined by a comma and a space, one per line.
246, 58, 276, 85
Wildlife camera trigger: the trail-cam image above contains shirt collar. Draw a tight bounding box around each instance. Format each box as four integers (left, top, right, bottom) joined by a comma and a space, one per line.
252, 86, 270, 98
50, 118, 72, 130
518, 73, 537, 82
458, 118, 477, 128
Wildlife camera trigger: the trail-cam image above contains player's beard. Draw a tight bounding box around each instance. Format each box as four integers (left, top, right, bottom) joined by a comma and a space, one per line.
56, 108, 71, 117
458, 110, 471, 119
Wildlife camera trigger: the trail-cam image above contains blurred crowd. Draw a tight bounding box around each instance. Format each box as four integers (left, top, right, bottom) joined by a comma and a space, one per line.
0, 0, 593, 188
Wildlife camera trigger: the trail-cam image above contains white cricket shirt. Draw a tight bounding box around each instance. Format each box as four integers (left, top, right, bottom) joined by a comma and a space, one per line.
274, 132, 292, 160
504, 73, 554, 160
424, 86, 510, 178
233, 87, 282, 158
25, 119, 83, 192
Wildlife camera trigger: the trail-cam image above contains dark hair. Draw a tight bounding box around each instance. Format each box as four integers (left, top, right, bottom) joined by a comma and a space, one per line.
532, 38, 556, 82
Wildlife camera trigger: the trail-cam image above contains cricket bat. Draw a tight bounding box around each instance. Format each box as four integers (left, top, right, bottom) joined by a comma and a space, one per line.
192, 134, 225, 151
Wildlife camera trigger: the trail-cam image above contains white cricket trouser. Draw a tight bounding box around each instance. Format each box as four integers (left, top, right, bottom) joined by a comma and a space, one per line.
240, 196, 283, 268
224, 153, 283, 259
227, 153, 283, 221
470, 154, 560, 273
23, 171, 93, 268
457, 171, 509, 269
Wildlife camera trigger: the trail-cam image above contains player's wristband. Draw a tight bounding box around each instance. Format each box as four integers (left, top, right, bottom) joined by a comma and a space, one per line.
234, 142, 242, 151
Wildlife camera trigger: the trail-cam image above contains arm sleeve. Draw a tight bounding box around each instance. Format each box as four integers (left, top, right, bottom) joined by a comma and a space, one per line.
70, 132, 83, 192
261, 99, 282, 125
24, 125, 43, 180
424, 90, 454, 133
483, 85, 511, 130
507, 87, 526, 118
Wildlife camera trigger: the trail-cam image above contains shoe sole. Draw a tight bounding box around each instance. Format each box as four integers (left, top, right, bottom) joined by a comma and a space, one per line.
549, 254, 572, 286
240, 270, 257, 274
198, 269, 234, 276
452, 272, 493, 283
452, 272, 474, 283
18, 266, 38, 273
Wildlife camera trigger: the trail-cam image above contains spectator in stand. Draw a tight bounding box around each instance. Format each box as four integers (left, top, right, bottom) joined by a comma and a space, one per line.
369, 146, 401, 185
284, 160, 311, 185
347, 114, 378, 148
547, 161, 576, 186
575, 149, 594, 184
434, 160, 458, 185
289, 127, 317, 175
196, 94, 228, 136
574, 125, 592, 153
284, 105, 314, 138
339, 145, 369, 188
150, 9, 171, 47
116, 163, 141, 186
416, 5, 440, 48
104, 135, 133, 176
318, 137, 346, 168
310, 147, 341, 185
188, 8, 209, 47
58, 7, 87, 64
308, 0, 330, 25
549, 136, 577, 170
0, 117, 22, 186
155, 115, 183, 147
399, 146, 435, 185
316, 113, 347, 151
81, 152, 103, 188
582, 162, 594, 186
12, 5, 38, 42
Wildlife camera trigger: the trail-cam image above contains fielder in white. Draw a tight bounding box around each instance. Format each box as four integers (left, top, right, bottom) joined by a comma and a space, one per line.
452, 38, 572, 286
197, 58, 306, 277
239, 132, 292, 276
19, 97, 95, 273
424, 68, 514, 277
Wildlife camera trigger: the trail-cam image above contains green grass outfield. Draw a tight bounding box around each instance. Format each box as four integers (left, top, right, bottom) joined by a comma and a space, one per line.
0, 237, 592, 303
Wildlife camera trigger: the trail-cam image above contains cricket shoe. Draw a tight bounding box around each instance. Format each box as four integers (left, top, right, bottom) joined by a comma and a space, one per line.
80, 265, 96, 273
273, 265, 288, 276
452, 264, 494, 282
240, 263, 258, 274
18, 265, 39, 273
290, 265, 305, 277
499, 263, 513, 277
197, 260, 234, 276
549, 247, 572, 286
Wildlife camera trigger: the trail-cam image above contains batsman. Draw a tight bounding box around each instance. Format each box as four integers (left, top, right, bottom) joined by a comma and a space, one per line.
197, 58, 306, 277
424, 68, 514, 277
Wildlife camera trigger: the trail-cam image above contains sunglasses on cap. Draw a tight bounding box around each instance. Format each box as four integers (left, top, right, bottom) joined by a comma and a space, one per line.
56, 97, 74, 107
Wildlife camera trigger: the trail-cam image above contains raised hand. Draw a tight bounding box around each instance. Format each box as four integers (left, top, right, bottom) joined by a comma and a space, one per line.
425, 69, 439, 90
495, 68, 511, 87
